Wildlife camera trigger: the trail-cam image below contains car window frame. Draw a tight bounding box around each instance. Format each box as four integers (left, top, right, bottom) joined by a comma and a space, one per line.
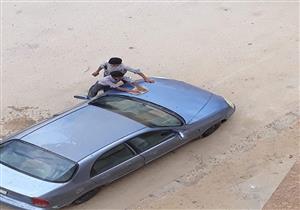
126, 130, 178, 153
0, 139, 79, 183
89, 95, 186, 127
90, 143, 137, 177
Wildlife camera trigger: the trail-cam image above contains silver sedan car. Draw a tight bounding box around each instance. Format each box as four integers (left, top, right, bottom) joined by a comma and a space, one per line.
0, 78, 235, 209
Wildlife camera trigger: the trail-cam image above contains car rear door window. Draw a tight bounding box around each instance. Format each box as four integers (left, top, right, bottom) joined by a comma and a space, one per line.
91, 144, 135, 177
127, 130, 175, 153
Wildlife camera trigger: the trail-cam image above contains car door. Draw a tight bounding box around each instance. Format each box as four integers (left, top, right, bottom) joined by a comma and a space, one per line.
89, 143, 144, 186
127, 130, 183, 164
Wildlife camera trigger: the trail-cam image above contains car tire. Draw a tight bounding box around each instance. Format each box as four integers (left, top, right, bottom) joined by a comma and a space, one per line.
202, 122, 221, 137
73, 188, 99, 205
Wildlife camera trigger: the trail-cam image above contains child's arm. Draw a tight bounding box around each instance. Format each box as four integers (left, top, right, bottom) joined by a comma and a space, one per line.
115, 86, 140, 94
92, 63, 106, 76
124, 66, 155, 83
92, 67, 102, 76
137, 72, 155, 83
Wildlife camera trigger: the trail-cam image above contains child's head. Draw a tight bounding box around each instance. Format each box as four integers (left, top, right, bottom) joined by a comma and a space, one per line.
108, 57, 122, 66
110, 71, 124, 81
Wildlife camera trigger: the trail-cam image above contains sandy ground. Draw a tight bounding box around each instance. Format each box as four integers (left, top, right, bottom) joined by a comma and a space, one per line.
1, 1, 299, 210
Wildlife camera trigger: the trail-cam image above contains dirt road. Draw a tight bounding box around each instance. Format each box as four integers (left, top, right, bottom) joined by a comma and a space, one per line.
1, 2, 299, 209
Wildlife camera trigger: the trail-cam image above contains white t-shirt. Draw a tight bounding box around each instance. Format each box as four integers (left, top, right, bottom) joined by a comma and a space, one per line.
98, 62, 141, 76
97, 75, 130, 88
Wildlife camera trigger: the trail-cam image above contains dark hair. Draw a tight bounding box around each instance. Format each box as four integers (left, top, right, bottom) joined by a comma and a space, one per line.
110, 71, 124, 78
108, 57, 122, 65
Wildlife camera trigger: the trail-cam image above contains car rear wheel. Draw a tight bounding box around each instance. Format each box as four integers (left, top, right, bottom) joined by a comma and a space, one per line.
73, 188, 99, 205
202, 122, 221, 137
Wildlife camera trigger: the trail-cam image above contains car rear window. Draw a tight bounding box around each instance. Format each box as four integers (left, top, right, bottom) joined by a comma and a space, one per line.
0, 140, 77, 182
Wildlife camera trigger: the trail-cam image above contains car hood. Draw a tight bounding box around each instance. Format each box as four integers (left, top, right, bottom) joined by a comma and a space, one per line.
0, 164, 62, 197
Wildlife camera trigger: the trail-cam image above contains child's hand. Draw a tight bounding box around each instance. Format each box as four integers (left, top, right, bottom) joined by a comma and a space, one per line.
92, 72, 99, 77
128, 89, 140, 94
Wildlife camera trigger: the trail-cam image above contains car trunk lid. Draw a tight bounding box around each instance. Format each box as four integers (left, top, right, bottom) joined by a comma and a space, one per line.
0, 164, 62, 201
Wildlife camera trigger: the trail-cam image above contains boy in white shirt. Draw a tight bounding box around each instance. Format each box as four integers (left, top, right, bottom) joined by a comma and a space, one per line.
87, 71, 140, 98
92, 57, 154, 83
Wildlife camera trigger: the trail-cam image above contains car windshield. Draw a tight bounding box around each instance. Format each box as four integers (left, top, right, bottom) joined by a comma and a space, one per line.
89, 95, 183, 127
0, 140, 77, 182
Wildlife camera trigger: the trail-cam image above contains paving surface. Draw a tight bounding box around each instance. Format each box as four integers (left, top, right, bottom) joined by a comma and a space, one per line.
263, 160, 300, 210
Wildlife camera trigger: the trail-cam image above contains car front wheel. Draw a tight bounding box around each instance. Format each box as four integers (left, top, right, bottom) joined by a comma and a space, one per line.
202, 122, 221, 137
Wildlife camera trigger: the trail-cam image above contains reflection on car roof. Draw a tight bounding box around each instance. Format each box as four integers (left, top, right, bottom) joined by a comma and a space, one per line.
22, 105, 146, 161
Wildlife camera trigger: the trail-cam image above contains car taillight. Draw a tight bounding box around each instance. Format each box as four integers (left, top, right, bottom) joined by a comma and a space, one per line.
32, 197, 49, 207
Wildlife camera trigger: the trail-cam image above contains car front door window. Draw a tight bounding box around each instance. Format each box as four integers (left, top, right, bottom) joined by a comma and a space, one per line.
127, 130, 175, 153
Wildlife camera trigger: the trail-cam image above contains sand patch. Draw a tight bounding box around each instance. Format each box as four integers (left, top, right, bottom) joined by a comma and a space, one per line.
1, 106, 50, 139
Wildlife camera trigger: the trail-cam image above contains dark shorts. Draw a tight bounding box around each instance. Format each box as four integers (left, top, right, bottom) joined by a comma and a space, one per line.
87, 82, 111, 98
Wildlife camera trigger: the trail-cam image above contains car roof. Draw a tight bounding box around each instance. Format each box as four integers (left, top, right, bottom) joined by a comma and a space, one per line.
21, 105, 146, 161
107, 77, 213, 123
